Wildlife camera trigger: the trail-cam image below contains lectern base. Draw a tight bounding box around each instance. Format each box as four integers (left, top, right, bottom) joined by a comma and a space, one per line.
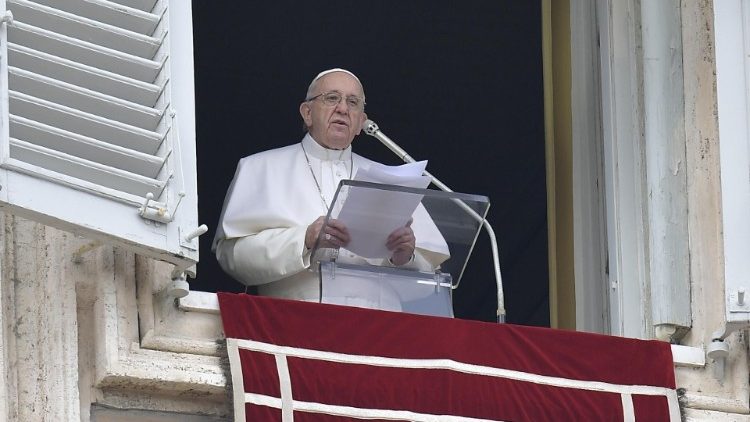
319, 261, 453, 318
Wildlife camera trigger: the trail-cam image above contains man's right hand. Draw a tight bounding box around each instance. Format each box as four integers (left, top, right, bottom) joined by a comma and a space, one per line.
305, 216, 351, 249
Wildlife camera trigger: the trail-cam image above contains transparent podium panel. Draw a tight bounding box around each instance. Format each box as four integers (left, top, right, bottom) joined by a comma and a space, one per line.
310, 180, 490, 318
319, 261, 454, 317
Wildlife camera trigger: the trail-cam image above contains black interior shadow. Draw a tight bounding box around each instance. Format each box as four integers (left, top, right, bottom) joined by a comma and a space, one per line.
190, 0, 549, 326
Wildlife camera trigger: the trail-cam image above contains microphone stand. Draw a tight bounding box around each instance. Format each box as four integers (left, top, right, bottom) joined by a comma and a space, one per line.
364, 120, 506, 323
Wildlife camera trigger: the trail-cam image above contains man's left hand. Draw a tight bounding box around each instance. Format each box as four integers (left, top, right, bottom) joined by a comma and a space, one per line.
387, 219, 415, 266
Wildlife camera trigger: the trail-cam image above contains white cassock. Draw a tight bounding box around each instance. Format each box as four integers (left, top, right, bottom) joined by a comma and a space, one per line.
213, 133, 449, 310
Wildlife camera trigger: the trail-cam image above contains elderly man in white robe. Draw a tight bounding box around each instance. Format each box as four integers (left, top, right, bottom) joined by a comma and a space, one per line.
213, 68, 448, 310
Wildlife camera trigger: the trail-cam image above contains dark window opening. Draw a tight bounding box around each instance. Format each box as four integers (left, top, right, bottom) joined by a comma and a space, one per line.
191, 1, 548, 326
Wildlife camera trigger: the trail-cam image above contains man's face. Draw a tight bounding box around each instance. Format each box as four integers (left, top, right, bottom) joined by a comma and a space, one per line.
300, 72, 367, 150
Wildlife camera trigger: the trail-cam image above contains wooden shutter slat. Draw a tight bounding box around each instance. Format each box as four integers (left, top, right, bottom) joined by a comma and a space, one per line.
30, 0, 161, 35
9, 43, 163, 107
9, 91, 164, 154
9, 67, 164, 129
107, 0, 158, 14
10, 114, 165, 178
8, 0, 162, 59
8, 21, 163, 82
9, 138, 165, 197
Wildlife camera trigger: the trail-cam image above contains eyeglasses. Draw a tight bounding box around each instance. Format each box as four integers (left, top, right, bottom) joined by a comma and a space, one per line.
306, 91, 366, 111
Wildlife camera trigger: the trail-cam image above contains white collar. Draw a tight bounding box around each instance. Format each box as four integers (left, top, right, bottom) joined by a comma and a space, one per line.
302, 133, 352, 161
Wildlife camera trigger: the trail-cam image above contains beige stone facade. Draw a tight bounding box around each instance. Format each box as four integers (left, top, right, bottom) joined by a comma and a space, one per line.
0, 1, 748, 420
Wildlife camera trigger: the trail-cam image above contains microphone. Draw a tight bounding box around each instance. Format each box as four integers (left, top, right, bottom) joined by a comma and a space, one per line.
364, 120, 416, 163
364, 119, 450, 193
363, 119, 507, 323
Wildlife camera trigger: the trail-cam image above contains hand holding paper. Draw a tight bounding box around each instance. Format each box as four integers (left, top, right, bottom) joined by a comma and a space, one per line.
306, 216, 350, 249
386, 218, 416, 265
333, 162, 429, 259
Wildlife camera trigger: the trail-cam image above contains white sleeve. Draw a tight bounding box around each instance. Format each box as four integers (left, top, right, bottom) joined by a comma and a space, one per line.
397, 249, 434, 271
358, 248, 436, 272
215, 226, 311, 286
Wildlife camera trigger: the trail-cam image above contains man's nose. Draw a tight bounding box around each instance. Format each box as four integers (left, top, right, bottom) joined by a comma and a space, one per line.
334, 99, 349, 113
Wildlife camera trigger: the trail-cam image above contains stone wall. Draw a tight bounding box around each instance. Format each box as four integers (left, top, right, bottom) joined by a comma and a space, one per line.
0, 214, 230, 421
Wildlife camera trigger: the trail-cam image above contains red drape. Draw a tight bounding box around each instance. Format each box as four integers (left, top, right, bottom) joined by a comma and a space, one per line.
219, 293, 679, 421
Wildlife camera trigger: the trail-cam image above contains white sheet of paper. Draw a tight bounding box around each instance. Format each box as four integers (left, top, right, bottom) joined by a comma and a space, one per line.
353, 160, 429, 188
334, 161, 430, 259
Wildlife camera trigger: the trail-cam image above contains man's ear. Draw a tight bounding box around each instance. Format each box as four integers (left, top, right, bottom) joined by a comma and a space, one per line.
299, 102, 312, 127
355, 112, 368, 135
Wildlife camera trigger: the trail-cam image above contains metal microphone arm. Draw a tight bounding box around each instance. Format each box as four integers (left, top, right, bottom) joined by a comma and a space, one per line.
363, 119, 506, 323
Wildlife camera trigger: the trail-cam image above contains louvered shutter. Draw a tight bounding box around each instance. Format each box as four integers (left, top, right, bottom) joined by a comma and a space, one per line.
0, 0, 200, 271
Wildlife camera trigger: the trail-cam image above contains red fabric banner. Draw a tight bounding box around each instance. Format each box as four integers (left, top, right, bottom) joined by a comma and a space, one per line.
218, 293, 680, 421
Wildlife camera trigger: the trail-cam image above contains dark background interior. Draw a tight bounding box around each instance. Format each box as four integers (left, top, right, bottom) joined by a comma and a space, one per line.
190, 1, 549, 326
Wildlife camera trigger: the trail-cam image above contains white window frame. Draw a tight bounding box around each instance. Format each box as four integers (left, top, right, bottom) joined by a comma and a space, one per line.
569, 0, 610, 334
715, 0, 750, 329
593, 0, 651, 338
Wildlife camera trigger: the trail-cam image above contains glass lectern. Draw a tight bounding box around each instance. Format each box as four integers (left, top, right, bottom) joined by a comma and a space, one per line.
310, 180, 490, 318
